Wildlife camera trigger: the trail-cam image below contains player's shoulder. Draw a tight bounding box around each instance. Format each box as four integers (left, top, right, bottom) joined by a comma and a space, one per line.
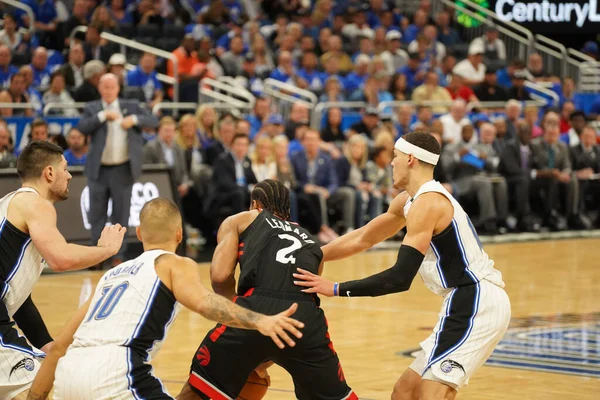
11, 191, 55, 222
224, 210, 260, 234
410, 192, 453, 219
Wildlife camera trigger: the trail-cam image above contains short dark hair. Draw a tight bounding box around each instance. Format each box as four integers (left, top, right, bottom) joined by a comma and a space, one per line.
50, 69, 65, 84
16, 141, 63, 181
231, 133, 249, 144
251, 179, 291, 220
402, 131, 441, 167
31, 118, 48, 130
371, 146, 388, 160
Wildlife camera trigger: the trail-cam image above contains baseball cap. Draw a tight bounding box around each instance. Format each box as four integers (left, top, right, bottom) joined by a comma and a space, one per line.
385, 30, 402, 41
468, 43, 484, 56
108, 53, 126, 66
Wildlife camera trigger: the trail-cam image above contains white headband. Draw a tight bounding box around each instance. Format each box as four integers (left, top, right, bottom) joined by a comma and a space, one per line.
395, 138, 440, 166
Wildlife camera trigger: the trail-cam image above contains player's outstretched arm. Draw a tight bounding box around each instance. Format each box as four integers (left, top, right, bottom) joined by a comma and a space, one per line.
321, 192, 409, 262
295, 195, 441, 297
159, 256, 304, 349
26, 298, 92, 400
24, 197, 126, 271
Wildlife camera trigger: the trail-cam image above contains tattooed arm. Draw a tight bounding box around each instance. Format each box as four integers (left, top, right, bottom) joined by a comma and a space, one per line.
155, 255, 304, 349
26, 298, 92, 400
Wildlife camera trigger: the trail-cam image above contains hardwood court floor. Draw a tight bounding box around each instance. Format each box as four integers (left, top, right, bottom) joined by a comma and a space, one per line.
34, 238, 599, 399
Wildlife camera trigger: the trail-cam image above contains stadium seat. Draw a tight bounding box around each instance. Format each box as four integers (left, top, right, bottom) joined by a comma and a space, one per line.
137, 24, 161, 38
157, 38, 180, 52
134, 37, 155, 48
449, 42, 470, 60
11, 52, 31, 66
117, 23, 135, 39
163, 25, 185, 41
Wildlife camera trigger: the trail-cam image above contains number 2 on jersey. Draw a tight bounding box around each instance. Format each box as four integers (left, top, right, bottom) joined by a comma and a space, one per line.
86, 282, 129, 322
275, 234, 303, 265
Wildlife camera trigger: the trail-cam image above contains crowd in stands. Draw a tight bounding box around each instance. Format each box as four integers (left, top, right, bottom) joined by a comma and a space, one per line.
0, 0, 599, 245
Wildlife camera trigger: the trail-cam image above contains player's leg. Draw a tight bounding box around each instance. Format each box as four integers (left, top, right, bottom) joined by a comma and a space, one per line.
179, 325, 267, 400
391, 367, 421, 400
418, 380, 457, 400
273, 312, 357, 400
9, 389, 29, 400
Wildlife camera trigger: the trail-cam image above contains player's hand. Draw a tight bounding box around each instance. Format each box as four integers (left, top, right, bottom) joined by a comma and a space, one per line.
97, 224, 127, 256
105, 110, 120, 121
257, 303, 304, 349
121, 116, 136, 129
293, 268, 335, 297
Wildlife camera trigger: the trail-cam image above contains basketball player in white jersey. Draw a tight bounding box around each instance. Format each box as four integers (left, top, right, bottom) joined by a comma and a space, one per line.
294, 132, 511, 400
26, 197, 304, 400
0, 141, 125, 400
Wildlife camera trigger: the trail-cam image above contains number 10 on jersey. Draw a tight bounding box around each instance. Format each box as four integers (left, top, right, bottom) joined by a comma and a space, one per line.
86, 282, 130, 322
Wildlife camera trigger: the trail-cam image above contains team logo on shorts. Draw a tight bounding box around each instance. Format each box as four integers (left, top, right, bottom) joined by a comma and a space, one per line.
440, 360, 465, 374
196, 345, 211, 366
9, 357, 35, 379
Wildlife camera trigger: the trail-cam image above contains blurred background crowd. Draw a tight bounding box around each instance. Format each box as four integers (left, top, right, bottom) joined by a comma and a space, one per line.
0, 0, 599, 248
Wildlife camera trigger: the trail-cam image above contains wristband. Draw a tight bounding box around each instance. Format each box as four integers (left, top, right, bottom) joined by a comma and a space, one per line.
333, 282, 339, 296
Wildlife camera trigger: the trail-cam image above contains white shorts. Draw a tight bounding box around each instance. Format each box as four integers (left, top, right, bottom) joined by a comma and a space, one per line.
409, 280, 511, 389
54, 346, 173, 400
0, 341, 43, 400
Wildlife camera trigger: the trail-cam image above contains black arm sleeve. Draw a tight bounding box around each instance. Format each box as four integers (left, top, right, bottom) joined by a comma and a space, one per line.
13, 296, 53, 349
338, 245, 424, 297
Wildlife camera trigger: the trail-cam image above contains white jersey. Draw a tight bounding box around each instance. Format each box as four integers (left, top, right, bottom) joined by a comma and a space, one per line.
404, 180, 505, 296
0, 188, 46, 316
70, 249, 181, 361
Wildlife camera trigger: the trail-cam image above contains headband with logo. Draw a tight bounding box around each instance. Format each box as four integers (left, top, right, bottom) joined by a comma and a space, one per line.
394, 138, 440, 166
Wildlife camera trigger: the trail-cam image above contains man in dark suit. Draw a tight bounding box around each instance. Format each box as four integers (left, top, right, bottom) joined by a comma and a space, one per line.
530, 111, 586, 229
205, 119, 236, 166
499, 121, 539, 231
77, 73, 159, 265
142, 116, 192, 197
291, 129, 355, 234
570, 125, 600, 226
212, 134, 258, 217
60, 42, 86, 91
72, 60, 104, 103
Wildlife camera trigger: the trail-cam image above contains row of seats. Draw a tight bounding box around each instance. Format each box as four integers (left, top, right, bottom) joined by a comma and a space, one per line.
116, 24, 186, 42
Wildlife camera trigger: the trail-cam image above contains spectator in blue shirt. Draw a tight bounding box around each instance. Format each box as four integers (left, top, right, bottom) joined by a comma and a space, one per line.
63, 128, 87, 166
126, 52, 164, 108
344, 54, 370, 93
402, 9, 427, 44
247, 96, 271, 139
31, 47, 54, 92
269, 51, 296, 84
497, 59, 525, 89
297, 52, 326, 94
34, 0, 60, 50
0, 45, 18, 89
436, 11, 462, 47
397, 52, 426, 90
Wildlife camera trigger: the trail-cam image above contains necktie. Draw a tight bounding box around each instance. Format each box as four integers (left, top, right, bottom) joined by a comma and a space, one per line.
548, 146, 555, 169
521, 147, 528, 170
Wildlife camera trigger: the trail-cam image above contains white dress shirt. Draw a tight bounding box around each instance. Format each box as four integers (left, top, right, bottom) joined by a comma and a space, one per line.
98, 99, 135, 165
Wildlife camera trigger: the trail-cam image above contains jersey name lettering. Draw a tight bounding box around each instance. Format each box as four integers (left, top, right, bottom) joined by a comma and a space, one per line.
105, 262, 143, 280
264, 218, 315, 244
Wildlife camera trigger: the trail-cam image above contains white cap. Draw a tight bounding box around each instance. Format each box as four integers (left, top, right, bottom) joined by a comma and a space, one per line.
386, 30, 402, 41
108, 53, 126, 66
468, 42, 484, 56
